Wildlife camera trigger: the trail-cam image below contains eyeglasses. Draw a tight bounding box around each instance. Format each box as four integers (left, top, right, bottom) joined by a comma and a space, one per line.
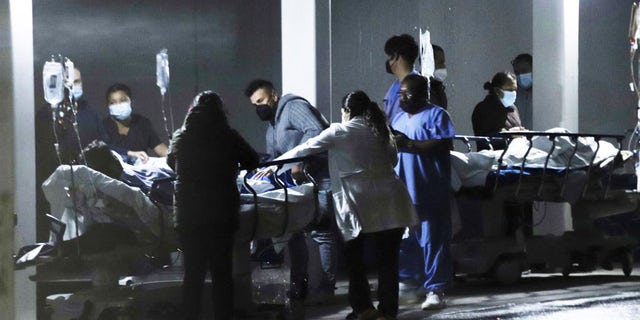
399, 90, 413, 100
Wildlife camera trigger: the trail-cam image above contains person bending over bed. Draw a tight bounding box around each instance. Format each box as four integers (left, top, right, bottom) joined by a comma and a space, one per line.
103, 83, 169, 163
167, 91, 260, 320
274, 90, 418, 320
471, 71, 526, 151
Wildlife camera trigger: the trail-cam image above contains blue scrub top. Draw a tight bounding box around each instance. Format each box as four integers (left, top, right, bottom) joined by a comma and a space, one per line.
392, 104, 455, 220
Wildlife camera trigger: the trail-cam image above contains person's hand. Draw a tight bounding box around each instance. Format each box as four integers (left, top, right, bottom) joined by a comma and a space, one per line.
253, 165, 277, 179
291, 164, 305, 184
393, 130, 410, 149
127, 150, 149, 163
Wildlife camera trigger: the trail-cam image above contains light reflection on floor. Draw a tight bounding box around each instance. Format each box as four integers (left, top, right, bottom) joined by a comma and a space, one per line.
428, 291, 640, 320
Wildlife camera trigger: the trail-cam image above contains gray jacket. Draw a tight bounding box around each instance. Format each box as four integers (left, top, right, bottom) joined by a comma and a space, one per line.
266, 94, 329, 158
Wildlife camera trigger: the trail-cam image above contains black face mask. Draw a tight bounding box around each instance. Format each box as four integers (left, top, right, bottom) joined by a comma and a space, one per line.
255, 104, 274, 121
385, 60, 393, 74
399, 99, 424, 114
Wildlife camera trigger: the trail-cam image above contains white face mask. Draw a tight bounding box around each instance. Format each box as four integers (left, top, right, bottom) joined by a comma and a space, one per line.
499, 89, 517, 108
109, 101, 132, 120
71, 85, 83, 100
433, 68, 447, 82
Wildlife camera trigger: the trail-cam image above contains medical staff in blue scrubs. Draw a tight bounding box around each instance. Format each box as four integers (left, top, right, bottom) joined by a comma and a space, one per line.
392, 74, 455, 311
383, 34, 421, 124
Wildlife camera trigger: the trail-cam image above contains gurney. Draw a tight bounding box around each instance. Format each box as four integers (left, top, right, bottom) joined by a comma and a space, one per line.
449, 130, 639, 284
18, 157, 320, 319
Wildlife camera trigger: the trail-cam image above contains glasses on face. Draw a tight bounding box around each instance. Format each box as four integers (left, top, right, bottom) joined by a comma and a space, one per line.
399, 90, 413, 100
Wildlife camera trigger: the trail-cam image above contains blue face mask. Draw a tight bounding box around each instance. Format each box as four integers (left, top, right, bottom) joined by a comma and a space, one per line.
109, 101, 132, 120
499, 89, 517, 108
517, 73, 532, 89
71, 86, 83, 100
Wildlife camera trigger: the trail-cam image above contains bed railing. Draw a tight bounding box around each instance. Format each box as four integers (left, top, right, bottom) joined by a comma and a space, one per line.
453, 132, 625, 201
243, 155, 320, 238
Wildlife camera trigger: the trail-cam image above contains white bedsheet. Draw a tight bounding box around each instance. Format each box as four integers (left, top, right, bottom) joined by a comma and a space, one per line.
42, 165, 316, 244
450, 128, 626, 191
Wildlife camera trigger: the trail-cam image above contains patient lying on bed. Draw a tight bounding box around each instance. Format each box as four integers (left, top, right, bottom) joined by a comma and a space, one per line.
450, 128, 631, 193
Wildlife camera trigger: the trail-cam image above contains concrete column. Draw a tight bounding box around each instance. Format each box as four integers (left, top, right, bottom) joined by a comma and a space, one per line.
281, 0, 316, 106
10, 0, 36, 318
0, 0, 15, 318
533, 0, 579, 131
532, 0, 580, 235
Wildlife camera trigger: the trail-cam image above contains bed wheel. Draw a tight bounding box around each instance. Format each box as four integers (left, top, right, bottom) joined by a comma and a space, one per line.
493, 258, 522, 285
621, 250, 633, 277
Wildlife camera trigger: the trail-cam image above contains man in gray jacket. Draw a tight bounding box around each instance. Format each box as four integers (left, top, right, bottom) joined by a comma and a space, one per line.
245, 79, 337, 303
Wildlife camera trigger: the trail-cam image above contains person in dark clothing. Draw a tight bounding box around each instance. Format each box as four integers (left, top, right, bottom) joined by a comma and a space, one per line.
430, 44, 448, 110
35, 68, 109, 241
167, 91, 260, 320
471, 71, 526, 150
512, 53, 533, 130
103, 83, 168, 163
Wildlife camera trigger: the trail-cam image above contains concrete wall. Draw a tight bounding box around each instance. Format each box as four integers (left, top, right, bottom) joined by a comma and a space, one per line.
579, 0, 637, 136
33, 0, 281, 152
329, 0, 533, 133
1, 0, 15, 318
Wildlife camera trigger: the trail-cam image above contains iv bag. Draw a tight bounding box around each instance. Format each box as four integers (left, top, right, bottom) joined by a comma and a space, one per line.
156, 49, 170, 95
64, 58, 74, 89
43, 61, 65, 106
419, 28, 435, 78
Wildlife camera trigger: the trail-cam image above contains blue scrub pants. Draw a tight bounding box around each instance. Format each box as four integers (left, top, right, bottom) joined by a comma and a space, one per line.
399, 203, 453, 292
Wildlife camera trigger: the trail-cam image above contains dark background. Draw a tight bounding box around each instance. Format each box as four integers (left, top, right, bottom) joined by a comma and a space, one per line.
33, 0, 638, 149
33, 0, 282, 151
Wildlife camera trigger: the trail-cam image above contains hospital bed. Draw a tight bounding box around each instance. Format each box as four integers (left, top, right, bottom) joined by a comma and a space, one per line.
450, 130, 639, 284
17, 156, 320, 319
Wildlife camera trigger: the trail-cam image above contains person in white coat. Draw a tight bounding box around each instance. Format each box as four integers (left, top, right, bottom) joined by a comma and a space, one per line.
275, 90, 418, 320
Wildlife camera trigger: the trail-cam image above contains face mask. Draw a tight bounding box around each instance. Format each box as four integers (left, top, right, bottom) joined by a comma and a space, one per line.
255, 104, 274, 121
109, 101, 132, 120
71, 86, 83, 100
385, 60, 393, 74
433, 68, 447, 82
499, 89, 517, 108
517, 73, 532, 89
399, 99, 424, 114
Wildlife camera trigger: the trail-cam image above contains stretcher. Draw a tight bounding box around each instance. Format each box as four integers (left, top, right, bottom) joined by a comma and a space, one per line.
16, 156, 319, 319
450, 130, 639, 284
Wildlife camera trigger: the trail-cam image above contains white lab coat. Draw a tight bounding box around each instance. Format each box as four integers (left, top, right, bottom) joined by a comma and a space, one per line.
277, 116, 418, 241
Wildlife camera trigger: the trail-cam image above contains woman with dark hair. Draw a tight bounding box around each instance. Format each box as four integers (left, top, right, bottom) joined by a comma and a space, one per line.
471, 72, 526, 150
275, 90, 418, 320
167, 91, 259, 320
103, 83, 169, 163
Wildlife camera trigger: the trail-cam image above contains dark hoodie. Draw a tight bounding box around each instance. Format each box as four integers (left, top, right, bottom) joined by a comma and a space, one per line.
168, 106, 259, 230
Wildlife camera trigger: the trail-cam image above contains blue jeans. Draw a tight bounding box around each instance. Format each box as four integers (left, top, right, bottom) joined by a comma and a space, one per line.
289, 182, 337, 292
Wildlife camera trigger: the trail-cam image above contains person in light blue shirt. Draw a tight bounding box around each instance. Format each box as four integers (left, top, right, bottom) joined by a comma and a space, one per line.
392, 74, 455, 311
383, 34, 420, 124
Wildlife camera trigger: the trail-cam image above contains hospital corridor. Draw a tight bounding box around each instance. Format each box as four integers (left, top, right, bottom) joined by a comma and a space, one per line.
2, 0, 640, 319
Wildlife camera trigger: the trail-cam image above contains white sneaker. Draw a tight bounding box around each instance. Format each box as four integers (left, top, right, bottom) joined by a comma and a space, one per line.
421, 291, 446, 310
